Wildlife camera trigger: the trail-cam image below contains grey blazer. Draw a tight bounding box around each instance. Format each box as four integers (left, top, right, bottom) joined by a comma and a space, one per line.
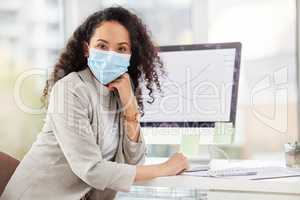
1, 68, 147, 200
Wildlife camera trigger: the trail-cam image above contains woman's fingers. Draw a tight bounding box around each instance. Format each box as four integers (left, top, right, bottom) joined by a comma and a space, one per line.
107, 73, 129, 90
162, 152, 190, 176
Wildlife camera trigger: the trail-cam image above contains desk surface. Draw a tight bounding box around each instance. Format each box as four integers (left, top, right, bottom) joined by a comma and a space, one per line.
134, 158, 300, 195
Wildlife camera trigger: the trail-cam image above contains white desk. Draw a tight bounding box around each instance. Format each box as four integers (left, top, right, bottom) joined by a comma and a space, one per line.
130, 158, 300, 200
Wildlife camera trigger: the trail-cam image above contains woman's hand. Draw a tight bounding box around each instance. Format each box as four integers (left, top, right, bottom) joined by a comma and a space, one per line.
160, 152, 190, 176
134, 153, 189, 182
107, 73, 136, 109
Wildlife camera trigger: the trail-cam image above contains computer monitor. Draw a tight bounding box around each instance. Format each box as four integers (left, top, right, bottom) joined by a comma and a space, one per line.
140, 42, 241, 128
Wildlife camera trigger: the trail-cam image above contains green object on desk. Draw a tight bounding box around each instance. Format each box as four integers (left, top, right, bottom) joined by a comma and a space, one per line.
213, 122, 235, 144
179, 123, 235, 157
180, 135, 200, 157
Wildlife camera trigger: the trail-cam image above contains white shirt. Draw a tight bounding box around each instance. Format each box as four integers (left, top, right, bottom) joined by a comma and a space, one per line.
97, 85, 121, 161
101, 110, 120, 161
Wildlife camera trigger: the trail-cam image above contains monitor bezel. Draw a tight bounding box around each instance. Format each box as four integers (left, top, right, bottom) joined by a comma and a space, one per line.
140, 42, 242, 128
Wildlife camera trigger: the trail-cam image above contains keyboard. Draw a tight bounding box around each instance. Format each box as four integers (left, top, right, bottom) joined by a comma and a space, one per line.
183, 166, 300, 180
183, 167, 259, 177
207, 167, 258, 177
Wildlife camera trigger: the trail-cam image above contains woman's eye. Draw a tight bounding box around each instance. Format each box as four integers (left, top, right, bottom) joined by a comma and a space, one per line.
98, 44, 107, 50
118, 47, 127, 53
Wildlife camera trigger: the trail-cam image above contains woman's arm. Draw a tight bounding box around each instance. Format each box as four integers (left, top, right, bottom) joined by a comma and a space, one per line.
107, 73, 141, 142
108, 73, 147, 165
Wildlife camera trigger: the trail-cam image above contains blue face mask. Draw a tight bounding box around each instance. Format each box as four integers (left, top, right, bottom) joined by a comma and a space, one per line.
87, 48, 131, 85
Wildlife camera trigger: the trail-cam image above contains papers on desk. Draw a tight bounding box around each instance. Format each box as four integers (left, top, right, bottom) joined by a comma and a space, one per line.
247, 167, 300, 180
182, 166, 300, 180
184, 165, 210, 173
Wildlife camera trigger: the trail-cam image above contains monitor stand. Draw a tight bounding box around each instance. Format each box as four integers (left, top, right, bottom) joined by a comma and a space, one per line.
180, 133, 211, 165
179, 124, 234, 165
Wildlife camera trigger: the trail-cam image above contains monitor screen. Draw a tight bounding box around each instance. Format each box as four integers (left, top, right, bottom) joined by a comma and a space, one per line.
140, 42, 241, 128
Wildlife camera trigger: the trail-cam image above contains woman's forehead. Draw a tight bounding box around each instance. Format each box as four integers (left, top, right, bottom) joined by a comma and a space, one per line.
91, 21, 131, 45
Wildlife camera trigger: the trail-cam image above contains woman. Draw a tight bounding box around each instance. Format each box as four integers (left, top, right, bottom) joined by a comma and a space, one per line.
1, 7, 189, 200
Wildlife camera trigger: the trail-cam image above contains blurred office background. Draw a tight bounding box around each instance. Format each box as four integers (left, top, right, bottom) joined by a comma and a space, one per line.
0, 0, 298, 160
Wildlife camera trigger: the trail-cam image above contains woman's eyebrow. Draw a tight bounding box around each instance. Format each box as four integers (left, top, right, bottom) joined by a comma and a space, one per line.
97, 39, 109, 44
118, 42, 130, 46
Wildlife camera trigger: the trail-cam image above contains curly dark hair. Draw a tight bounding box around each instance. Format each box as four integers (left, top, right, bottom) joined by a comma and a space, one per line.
42, 6, 164, 115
